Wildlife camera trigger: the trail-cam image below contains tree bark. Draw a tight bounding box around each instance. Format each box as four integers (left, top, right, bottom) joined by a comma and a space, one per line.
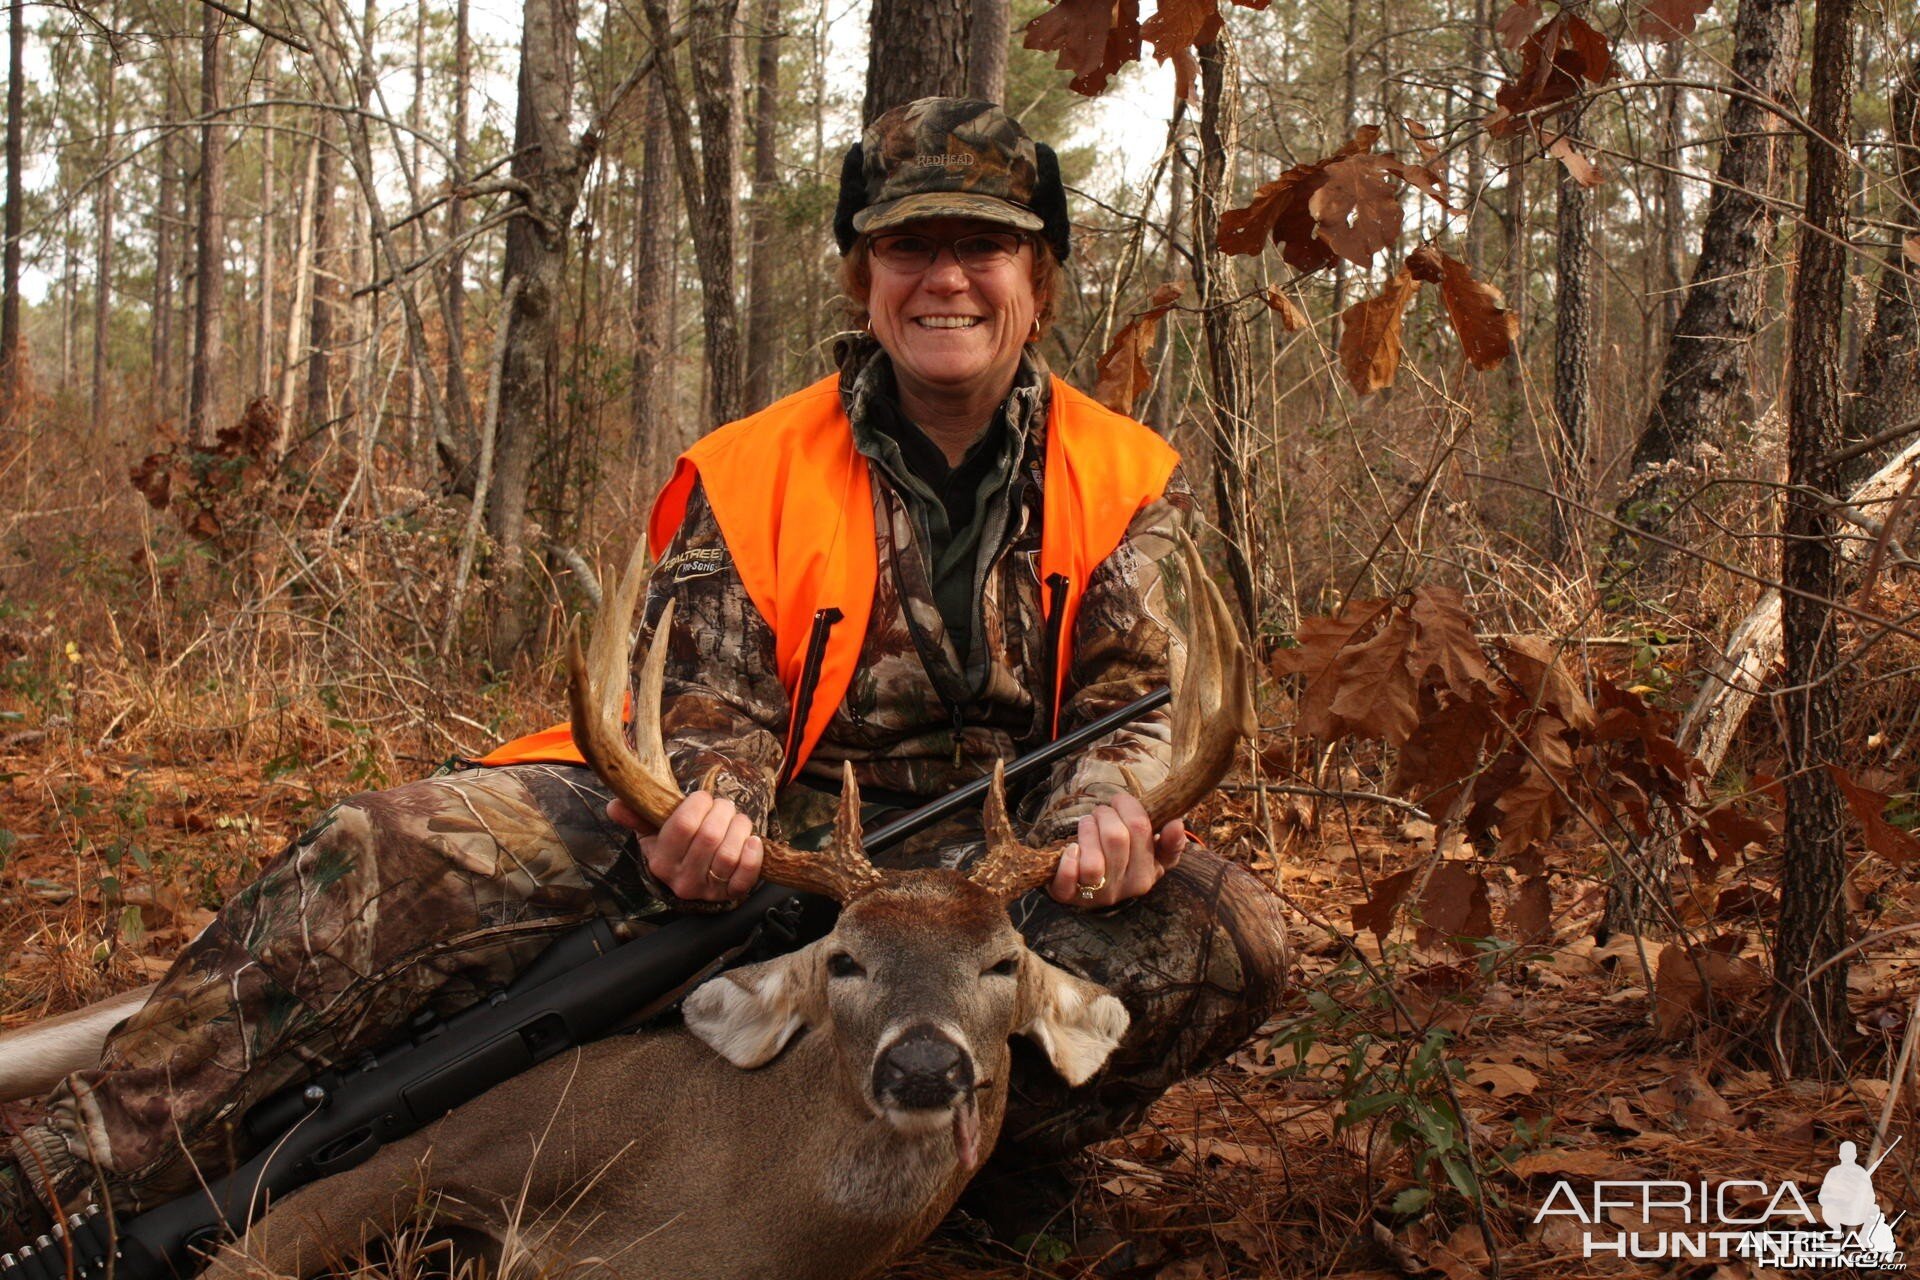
486, 0, 593, 657
1606, 0, 1799, 579
1463, 0, 1490, 268
188, 3, 227, 444
632, 68, 676, 478
965, 0, 1007, 104
743, 0, 780, 412
1654, 40, 1686, 339
642, 0, 743, 424
1194, 37, 1259, 636
1774, 0, 1855, 1080
1550, 170, 1592, 563
444, 0, 476, 450
863, 0, 966, 122
305, 71, 342, 430
91, 5, 118, 430
1, 0, 26, 423
152, 68, 181, 414
1842, 55, 1919, 487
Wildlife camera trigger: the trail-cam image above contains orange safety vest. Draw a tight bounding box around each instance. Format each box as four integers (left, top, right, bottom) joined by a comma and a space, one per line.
475, 373, 1178, 779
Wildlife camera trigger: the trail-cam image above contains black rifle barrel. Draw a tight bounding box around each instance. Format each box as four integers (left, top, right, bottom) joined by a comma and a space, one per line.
95, 685, 1173, 1278
861, 685, 1171, 849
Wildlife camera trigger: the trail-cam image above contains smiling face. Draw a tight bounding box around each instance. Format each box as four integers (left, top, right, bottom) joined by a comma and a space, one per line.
863, 217, 1040, 410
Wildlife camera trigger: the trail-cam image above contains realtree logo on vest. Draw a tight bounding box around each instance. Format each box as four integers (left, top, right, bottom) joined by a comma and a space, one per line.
1534, 1138, 1906, 1269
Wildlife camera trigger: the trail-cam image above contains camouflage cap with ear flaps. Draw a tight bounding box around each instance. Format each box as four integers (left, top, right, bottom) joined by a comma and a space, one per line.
833, 97, 1072, 262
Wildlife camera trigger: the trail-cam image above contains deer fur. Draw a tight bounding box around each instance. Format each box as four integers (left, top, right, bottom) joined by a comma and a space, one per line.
2, 873, 1126, 1280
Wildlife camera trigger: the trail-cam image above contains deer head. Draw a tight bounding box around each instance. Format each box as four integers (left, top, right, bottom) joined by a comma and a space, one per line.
566, 531, 1254, 1167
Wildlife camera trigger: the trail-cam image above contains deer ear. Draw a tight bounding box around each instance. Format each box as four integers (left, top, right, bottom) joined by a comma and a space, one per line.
684, 940, 826, 1069
1014, 957, 1130, 1087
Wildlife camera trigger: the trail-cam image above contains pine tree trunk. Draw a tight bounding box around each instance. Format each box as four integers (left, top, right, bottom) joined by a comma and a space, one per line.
965, 0, 1007, 104
306, 105, 342, 430
256, 89, 276, 399
1607, 0, 1799, 578
188, 4, 226, 444
278, 134, 320, 449
1464, 0, 1489, 267
1775, 0, 1855, 1080
152, 69, 180, 413
1550, 171, 1592, 564
1194, 37, 1259, 636
1, 0, 25, 422
444, 0, 476, 453
742, 0, 780, 413
91, 5, 118, 430
1842, 55, 1919, 487
642, 0, 743, 424
632, 68, 676, 480
486, 0, 591, 657
863, 0, 966, 122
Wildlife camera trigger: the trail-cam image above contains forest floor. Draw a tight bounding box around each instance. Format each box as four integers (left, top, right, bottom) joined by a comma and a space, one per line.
0, 718, 1915, 1280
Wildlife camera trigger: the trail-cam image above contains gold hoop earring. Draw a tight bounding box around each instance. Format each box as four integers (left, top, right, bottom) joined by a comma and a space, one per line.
1028, 319, 1041, 343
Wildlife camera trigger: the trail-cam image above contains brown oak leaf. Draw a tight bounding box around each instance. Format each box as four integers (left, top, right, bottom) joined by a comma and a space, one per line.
1093, 281, 1185, 414
1262, 286, 1310, 331
1827, 765, 1920, 865
1338, 266, 1420, 394
1489, 13, 1615, 137
1024, 0, 1142, 96
1548, 135, 1604, 186
1639, 0, 1714, 37
1395, 690, 1497, 815
1494, 0, 1543, 49
1354, 868, 1417, 941
1141, 0, 1223, 61
1509, 874, 1553, 940
1407, 245, 1518, 369
1407, 585, 1496, 697
1216, 127, 1388, 269
1307, 155, 1405, 266
1326, 607, 1421, 742
1418, 863, 1494, 953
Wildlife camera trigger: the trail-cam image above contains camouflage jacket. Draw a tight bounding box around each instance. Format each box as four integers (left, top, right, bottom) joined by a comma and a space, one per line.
640, 338, 1194, 852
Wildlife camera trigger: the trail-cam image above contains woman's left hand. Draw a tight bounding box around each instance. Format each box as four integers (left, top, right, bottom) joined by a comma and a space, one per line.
1047, 792, 1185, 909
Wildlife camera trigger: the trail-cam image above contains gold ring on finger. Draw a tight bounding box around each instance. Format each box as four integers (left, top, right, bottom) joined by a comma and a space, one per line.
1077, 875, 1107, 901
706, 866, 731, 884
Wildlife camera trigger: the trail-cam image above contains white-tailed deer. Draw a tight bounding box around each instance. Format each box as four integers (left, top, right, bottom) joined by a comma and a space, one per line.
0, 532, 1254, 1280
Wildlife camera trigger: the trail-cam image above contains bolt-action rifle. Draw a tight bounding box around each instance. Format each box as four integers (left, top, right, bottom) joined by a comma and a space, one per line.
2, 687, 1171, 1280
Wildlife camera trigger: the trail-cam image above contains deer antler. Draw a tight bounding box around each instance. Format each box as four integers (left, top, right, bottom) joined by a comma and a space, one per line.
566, 542, 884, 903
968, 531, 1256, 902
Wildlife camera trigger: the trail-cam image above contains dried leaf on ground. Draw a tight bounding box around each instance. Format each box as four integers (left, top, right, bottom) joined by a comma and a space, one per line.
1419, 862, 1494, 952
1652, 941, 1769, 1038
1094, 282, 1186, 413
1510, 874, 1553, 940
1339, 266, 1420, 393
1467, 1060, 1540, 1098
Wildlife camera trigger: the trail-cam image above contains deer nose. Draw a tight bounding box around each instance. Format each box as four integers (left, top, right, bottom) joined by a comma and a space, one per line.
873, 1025, 974, 1110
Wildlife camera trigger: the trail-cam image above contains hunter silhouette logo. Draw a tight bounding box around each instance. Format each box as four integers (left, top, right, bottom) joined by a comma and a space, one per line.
1534, 1137, 1906, 1269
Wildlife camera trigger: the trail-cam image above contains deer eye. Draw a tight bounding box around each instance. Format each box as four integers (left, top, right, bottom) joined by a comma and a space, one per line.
984, 956, 1020, 977
827, 952, 866, 979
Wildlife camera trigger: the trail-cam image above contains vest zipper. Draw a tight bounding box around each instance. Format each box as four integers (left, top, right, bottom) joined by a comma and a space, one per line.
778, 606, 843, 789
1041, 572, 1071, 740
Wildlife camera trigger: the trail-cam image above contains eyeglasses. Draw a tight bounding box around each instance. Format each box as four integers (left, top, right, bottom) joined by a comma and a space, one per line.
867, 230, 1029, 274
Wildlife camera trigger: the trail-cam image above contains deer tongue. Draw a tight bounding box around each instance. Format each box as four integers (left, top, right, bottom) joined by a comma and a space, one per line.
952, 1091, 982, 1171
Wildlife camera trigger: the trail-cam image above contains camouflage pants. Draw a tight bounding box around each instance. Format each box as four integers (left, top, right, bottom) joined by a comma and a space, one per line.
24, 763, 1288, 1219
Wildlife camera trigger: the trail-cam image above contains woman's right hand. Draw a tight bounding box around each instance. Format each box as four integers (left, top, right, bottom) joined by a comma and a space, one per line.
607, 790, 764, 902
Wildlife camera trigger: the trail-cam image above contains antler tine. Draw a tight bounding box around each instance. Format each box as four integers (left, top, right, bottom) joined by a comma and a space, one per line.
969, 759, 1059, 901
1136, 531, 1256, 828
757, 760, 885, 902
567, 541, 683, 828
